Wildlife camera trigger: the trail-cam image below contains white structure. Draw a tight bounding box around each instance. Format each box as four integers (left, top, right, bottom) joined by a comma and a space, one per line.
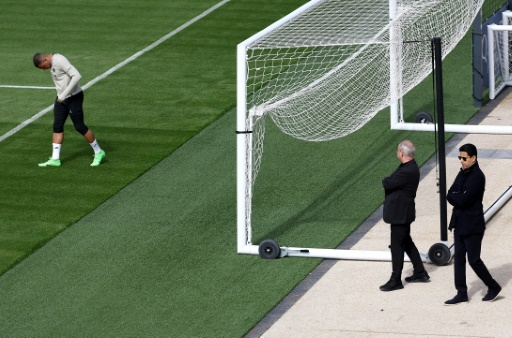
488, 11, 512, 99
236, 0, 510, 263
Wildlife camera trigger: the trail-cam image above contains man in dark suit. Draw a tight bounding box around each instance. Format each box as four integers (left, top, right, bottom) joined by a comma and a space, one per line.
444, 143, 501, 305
380, 140, 429, 292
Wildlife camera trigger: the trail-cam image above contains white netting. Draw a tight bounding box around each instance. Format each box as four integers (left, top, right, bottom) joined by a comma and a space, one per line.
238, 0, 485, 246
488, 12, 512, 99
244, 0, 485, 142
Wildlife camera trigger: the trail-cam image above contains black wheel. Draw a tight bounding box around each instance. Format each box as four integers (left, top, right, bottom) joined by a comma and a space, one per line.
415, 111, 433, 124
258, 239, 281, 259
428, 243, 451, 266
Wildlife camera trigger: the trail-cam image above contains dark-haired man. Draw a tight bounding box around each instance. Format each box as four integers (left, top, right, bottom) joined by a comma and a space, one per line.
444, 143, 501, 305
33, 52, 105, 167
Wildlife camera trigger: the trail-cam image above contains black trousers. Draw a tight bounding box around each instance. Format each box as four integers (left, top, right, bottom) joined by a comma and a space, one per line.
390, 223, 425, 277
453, 232, 497, 294
53, 91, 88, 135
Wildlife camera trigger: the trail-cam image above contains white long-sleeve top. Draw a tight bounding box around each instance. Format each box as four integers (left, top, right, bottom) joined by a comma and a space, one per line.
50, 53, 82, 101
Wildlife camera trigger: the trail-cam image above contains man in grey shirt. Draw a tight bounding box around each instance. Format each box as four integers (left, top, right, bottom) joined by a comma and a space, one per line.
33, 53, 105, 167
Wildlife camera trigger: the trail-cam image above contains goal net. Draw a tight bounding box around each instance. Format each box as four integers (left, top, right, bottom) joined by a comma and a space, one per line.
237, 0, 485, 254
488, 10, 512, 99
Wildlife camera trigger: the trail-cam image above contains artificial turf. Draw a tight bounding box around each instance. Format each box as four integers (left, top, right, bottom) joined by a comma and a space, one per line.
0, 0, 491, 336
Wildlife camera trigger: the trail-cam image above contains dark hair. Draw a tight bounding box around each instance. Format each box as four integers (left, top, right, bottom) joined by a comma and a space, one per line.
459, 143, 477, 157
33, 53, 44, 67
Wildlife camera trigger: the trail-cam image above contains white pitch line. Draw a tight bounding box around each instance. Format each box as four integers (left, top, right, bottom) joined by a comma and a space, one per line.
0, 85, 54, 89
0, 0, 231, 143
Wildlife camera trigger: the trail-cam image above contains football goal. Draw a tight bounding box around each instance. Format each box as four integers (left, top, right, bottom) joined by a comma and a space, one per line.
488, 10, 512, 99
236, 0, 510, 263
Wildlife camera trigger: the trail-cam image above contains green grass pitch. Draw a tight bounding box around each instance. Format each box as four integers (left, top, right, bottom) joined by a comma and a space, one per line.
0, 0, 488, 336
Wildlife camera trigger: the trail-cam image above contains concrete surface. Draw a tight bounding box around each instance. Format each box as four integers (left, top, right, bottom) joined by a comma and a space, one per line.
247, 89, 512, 338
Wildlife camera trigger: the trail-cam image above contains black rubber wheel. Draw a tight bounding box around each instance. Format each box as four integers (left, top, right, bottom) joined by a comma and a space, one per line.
428, 243, 451, 266
258, 239, 281, 259
415, 111, 433, 124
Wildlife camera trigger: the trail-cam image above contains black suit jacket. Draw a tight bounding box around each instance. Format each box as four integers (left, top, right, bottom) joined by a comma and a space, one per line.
447, 161, 486, 235
382, 159, 420, 224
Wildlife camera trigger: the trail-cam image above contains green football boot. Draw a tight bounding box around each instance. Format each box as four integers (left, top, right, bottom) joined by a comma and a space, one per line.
38, 158, 61, 167
91, 150, 106, 167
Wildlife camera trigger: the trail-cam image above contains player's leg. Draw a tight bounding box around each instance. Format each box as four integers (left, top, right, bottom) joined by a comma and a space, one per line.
68, 92, 105, 166
38, 100, 67, 167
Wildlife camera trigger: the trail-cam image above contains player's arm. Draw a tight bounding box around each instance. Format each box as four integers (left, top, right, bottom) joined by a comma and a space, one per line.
57, 59, 82, 102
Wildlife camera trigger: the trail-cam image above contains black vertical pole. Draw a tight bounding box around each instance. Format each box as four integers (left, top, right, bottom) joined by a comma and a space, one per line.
472, 10, 483, 107
433, 37, 448, 242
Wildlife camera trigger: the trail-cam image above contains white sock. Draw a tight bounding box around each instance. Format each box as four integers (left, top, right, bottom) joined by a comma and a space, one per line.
89, 139, 102, 154
52, 143, 61, 160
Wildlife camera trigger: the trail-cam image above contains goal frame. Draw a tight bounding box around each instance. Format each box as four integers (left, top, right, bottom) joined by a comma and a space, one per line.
236, 0, 327, 257
488, 11, 512, 99
236, 0, 512, 263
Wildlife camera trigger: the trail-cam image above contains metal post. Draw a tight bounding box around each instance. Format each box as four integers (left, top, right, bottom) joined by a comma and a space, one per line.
472, 10, 483, 107
389, 0, 400, 126
432, 37, 448, 242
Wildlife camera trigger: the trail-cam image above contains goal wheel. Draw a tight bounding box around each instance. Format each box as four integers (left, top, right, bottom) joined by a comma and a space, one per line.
415, 111, 433, 124
428, 243, 451, 266
258, 239, 281, 259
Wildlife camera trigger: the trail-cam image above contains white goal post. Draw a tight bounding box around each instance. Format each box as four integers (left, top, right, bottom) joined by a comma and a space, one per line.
392, 7, 512, 134
236, 0, 511, 262
488, 11, 512, 100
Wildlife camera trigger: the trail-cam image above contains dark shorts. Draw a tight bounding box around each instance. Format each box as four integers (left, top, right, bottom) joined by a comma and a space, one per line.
53, 91, 89, 135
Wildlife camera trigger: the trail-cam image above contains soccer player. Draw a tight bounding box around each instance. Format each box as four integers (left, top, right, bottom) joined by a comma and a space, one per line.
33, 53, 105, 167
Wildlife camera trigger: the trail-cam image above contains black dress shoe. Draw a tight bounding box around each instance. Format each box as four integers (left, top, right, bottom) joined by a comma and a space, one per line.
405, 271, 430, 283
379, 279, 404, 292
482, 285, 502, 302
444, 293, 469, 305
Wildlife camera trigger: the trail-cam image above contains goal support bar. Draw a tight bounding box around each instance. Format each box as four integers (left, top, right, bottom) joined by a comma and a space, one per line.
391, 121, 512, 134
238, 186, 512, 263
